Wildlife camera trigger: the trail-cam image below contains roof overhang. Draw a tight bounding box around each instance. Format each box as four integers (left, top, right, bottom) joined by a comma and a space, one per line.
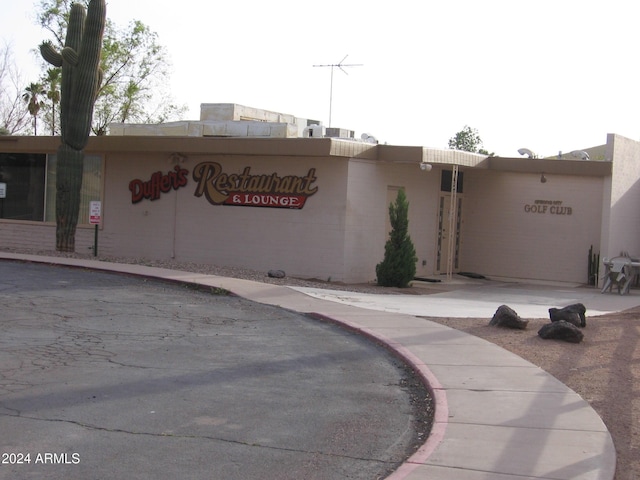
487, 156, 611, 177
0, 136, 379, 159
376, 145, 488, 166
0, 136, 613, 177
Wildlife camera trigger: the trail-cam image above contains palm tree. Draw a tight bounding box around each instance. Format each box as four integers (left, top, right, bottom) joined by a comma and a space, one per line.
44, 69, 61, 135
22, 82, 46, 135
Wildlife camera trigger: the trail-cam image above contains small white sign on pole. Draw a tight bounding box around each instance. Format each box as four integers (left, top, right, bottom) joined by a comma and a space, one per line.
0, 182, 6, 199
89, 201, 102, 225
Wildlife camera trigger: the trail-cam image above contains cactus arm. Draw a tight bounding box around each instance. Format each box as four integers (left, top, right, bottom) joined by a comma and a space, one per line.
66, 4, 86, 52
40, 41, 63, 67
61, 47, 79, 66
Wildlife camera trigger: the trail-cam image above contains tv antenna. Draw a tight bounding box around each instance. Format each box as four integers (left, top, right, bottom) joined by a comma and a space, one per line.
313, 54, 362, 127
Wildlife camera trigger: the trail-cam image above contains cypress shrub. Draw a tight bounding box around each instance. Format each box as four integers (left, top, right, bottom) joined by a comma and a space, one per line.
376, 189, 417, 287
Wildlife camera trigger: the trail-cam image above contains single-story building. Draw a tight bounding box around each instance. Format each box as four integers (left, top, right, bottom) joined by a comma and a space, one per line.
1, 104, 639, 285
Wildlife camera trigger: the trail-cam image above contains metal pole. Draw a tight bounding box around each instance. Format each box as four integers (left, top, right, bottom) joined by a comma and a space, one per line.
329, 66, 334, 127
446, 165, 459, 280
93, 224, 98, 257
313, 55, 362, 129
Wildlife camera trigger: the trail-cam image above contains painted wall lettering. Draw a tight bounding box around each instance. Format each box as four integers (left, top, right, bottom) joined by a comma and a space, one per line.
192, 161, 318, 209
524, 200, 573, 215
129, 165, 189, 203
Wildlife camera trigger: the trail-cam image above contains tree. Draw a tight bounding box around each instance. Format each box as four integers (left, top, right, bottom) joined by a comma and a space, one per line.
448, 125, 483, 152
23, 82, 46, 135
0, 42, 31, 135
448, 125, 493, 155
36, 0, 185, 136
376, 189, 417, 288
43, 67, 61, 135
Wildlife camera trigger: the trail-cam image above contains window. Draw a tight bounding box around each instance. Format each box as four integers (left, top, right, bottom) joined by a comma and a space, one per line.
441, 169, 464, 193
0, 153, 46, 221
0, 152, 102, 224
45, 154, 102, 224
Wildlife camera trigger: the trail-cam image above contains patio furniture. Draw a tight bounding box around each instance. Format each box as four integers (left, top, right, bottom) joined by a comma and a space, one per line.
601, 255, 640, 295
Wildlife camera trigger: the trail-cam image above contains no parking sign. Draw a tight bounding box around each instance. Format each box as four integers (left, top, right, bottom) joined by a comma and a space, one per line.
89, 201, 101, 256
89, 201, 101, 225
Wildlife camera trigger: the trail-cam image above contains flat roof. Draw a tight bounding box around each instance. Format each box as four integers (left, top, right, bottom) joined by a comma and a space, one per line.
0, 136, 612, 176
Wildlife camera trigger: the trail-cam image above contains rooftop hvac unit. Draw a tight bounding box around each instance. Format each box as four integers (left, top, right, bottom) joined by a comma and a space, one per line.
326, 127, 355, 139
304, 124, 325, 138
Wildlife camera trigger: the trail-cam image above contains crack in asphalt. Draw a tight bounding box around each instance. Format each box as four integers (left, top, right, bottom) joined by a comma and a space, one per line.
0, 411, 395, 465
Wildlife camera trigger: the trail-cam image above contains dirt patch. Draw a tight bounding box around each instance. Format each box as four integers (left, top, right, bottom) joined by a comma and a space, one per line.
424, 308, 640, 480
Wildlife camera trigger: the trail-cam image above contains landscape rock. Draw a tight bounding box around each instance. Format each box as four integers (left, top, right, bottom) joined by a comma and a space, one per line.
549, 303, 587, 327
489, 305, 529, 330
538, 320, 584, 343
267, 269, 286, 279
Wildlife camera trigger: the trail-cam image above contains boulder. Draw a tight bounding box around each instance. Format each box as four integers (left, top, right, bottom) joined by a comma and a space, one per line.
549, 303, 587, 328
267, 269, 286, 279
538, 320, 584, 343
489, 305, 529, 330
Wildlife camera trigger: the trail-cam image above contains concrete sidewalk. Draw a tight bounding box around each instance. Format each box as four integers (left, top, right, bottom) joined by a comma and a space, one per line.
292, 280, 640, 318
1, 252, 624, 479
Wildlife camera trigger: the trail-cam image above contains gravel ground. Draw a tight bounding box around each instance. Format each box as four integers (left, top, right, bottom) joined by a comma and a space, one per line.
3, 248, 638, 480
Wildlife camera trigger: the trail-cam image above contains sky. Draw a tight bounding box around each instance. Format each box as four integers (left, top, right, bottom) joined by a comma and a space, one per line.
2, 0, 640, 157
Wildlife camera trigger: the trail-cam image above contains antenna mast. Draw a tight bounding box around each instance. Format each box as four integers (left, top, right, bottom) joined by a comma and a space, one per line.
313, 54, 362, 127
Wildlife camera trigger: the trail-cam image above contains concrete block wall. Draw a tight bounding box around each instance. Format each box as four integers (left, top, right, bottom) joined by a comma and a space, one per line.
461, 169, 604, 284
342, 160, 442, 283
601, 134, 640, 260
0, 221, 97, 254
99, 152, 351, 281
172, 156, 349, 280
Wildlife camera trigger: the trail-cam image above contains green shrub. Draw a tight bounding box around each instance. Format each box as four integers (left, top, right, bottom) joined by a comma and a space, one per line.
376, 189, 417, 287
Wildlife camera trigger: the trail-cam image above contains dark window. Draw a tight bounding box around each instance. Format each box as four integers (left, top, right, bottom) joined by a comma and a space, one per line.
0, 152, 102, 224
0, 153, 46, 221
440, 169, 464, 193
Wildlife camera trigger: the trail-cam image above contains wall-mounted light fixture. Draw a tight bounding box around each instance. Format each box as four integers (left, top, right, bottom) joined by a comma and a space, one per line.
540, 173, 547, 183
571, 150, 590, 161
518, 148, 536, 158
419, 162, 433, 171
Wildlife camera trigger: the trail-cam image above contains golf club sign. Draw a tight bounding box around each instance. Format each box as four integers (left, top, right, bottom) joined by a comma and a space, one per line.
524, 199, 573, 215
128, 162, 318, 209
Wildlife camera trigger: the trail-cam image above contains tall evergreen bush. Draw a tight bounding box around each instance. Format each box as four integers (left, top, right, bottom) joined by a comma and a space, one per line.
376, 189, 417, 287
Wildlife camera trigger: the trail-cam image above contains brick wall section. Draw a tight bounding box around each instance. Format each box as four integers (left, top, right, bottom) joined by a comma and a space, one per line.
0, 222, 96, 253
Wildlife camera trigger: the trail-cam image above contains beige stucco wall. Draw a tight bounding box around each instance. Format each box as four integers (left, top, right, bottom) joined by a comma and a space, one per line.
342, 159, 442, 283
600, 134, 640, 260
461, 169, 604, 283
99, 151, 351, 281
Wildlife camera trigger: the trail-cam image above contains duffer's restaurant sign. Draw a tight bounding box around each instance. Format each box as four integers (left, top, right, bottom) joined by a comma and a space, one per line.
128, 162, 318, 209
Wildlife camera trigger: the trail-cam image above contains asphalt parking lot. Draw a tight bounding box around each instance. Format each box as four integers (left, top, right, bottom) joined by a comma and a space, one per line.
0, 261, 428, 480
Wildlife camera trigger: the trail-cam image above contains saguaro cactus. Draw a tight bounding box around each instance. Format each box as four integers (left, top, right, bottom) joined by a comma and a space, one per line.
40, 0, 106, 252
